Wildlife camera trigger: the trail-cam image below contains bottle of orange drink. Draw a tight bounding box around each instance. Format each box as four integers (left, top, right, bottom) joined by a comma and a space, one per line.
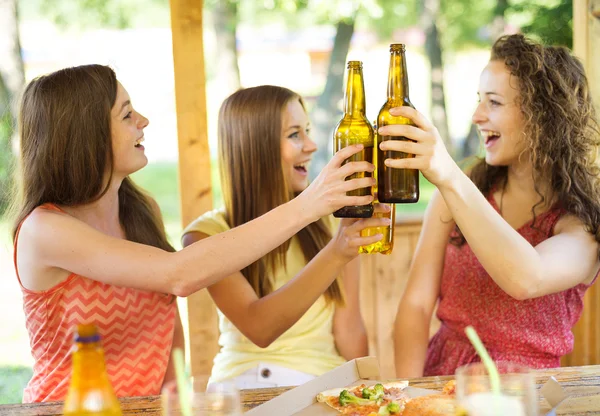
63, 324, 122, 416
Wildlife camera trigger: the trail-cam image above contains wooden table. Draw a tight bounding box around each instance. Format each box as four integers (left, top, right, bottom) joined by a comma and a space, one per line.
2, 365, 600, 415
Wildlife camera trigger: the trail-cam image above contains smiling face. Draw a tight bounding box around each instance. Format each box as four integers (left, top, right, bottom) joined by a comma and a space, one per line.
280, 99, 317, 193
472, 60, 528, 167
110, 82, 149, 178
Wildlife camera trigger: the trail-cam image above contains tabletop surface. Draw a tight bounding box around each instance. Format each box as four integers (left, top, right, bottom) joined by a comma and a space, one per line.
2, 365, 599, 415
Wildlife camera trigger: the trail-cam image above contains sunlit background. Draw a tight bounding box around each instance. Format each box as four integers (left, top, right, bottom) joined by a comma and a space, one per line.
0, 0, 572, 403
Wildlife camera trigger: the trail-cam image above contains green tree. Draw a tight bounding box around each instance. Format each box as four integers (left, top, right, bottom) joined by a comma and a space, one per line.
0, 0, 25, 214
508, 0, 572, 48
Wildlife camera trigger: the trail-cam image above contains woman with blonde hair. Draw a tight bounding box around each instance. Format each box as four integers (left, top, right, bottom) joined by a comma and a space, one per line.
12, 66, 376, 402
390, 34, 600, 377
183, 85, 385, 388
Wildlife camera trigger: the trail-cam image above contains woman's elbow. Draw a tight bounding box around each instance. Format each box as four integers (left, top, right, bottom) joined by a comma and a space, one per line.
166, 259, 208, 298
503, 271, 542, 301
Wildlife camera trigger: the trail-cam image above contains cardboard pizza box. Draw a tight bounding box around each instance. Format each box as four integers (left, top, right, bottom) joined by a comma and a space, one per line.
244, 356, 568, 416
245, 356, 436, 415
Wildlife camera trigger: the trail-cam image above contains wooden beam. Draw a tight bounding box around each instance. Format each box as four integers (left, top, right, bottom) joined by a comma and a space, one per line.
169, 0, 219, 377
562, 0, 600, 367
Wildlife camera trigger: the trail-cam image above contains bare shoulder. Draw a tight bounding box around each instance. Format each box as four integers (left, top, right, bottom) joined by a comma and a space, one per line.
554, 213, 594, 236
19, 206, 72, 245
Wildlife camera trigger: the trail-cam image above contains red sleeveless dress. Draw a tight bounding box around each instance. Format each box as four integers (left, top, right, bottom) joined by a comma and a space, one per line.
14, 204, 177, 402
424, 192, 596, 376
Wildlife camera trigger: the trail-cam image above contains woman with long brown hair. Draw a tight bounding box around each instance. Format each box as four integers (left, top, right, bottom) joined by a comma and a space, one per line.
11, 65, 378, 402
391, 34, 600, 376
182, 85, 385, 388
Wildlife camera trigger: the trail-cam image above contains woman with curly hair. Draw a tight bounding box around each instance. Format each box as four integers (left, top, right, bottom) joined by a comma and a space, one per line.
391, 34, 600, 377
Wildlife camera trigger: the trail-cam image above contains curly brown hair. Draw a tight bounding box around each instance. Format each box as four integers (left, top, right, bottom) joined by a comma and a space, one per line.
453, 34, 600, 256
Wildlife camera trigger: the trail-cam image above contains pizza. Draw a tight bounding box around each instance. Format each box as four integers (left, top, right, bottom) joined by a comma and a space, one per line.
316, 381, 409, 415
316, 380, 457, 416
402, 394, 456, 416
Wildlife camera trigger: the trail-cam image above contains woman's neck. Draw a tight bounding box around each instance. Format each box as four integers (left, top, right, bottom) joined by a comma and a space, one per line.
505, 160, 553, 211
62, 176, 124, 238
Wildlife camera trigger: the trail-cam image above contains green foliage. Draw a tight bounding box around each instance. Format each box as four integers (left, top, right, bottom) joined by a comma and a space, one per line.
21, 0, 170, 29
0, 112, 14, 216
508, 0, 572, 48
368, 0, 420, 39
0, 365, 33, 404
440, 0, 498, 49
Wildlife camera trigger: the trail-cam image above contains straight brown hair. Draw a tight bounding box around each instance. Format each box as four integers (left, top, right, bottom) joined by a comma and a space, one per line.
218, 85, 344, 304
11, 64, 173, 253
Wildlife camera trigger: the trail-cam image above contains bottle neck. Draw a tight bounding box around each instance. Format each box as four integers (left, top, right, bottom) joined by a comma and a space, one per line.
344, 67, 367, 117
71, 341, 108, 375
387, 51, 410, 104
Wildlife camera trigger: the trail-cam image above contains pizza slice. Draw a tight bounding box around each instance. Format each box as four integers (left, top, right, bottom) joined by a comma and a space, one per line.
316, 381, 409, 415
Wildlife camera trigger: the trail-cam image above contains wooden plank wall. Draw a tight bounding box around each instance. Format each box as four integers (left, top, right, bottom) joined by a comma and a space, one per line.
563, 0, 600, 367
359, 217, 438, 379
169, 0, 220, 378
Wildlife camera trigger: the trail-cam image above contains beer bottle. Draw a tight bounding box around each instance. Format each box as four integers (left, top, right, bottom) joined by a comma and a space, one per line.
333, 61, 374, 218
64, 324, 122, 416
359, 121, 396, 255
377, 44, 419, 203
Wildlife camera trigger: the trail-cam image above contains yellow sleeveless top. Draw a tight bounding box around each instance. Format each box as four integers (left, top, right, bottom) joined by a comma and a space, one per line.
182, 209, 346, 382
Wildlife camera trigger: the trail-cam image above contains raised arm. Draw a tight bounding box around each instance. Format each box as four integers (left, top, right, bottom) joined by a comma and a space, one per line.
17, 145, 376, 296
181, 214, 388, 348
393, 190, 453, 377
332, 257, 368, 360
380, 106, 600, 300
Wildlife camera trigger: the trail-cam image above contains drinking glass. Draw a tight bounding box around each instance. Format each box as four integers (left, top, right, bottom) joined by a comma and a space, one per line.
455, 362, 538, 416
162, 377, 242, 416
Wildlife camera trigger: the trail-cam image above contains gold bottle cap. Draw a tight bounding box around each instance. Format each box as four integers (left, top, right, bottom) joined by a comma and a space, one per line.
390, 44, 406, 52
347, 60, 363, 69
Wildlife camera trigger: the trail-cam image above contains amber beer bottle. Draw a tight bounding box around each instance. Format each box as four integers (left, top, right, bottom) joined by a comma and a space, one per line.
64, 324, 122, 416
377, 44, 419, 203
333, 61, 374, 218
359, 121, 396, 255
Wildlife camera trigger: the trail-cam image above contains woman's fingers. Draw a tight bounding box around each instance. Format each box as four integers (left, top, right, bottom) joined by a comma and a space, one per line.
337, 160, 375, 180
384, 157, 427, 170
348, 233, 383, 248
340, 194, 374, 207
379, 139, 430, 156
373, 203, 391, 214
341, 177, 375, 193
345, 217, 390, 234
329, 144, 369, 169
389, 106, 433, 131
378, 124, 429, 143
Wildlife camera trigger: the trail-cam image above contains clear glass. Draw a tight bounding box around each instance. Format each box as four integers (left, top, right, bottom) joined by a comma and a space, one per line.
455, 362, 538, 416
161, 377, 242, 416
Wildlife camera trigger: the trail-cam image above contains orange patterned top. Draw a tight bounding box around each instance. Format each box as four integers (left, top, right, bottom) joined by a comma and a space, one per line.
14, 204, 176, 403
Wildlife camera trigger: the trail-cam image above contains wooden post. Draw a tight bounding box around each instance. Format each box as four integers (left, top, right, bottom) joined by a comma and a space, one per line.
169, 0, 219, 377
562, 0, 600, 367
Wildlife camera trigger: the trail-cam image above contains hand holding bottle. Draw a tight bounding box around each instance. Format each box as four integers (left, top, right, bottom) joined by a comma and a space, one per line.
330, 204, 392, 261
378, 106, 459, 189
296, 144, 375, 223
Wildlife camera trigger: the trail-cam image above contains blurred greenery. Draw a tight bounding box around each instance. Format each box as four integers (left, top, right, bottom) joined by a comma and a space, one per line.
0, 112, 13, 215
508, 0, 572, 47
0, 366, 32, 405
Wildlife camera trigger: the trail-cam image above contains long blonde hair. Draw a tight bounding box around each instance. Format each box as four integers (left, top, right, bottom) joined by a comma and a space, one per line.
218, 85, 344, 304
